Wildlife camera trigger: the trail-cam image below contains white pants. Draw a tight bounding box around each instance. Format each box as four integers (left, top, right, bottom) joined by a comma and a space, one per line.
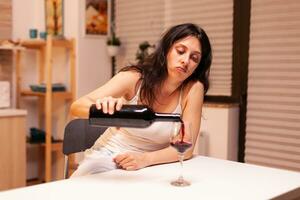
70, 148, 118, 178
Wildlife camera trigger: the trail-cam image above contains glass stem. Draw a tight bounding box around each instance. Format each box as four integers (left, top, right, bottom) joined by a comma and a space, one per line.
178, 153, 184, 182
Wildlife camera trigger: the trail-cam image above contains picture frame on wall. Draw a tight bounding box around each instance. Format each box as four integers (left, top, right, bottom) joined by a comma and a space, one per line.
45, 0, 64, 38
84, 0, 110, 38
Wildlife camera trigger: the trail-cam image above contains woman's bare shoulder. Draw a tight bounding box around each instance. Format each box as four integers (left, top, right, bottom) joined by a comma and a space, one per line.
181, 81, 204, 109
184, 81, 204, 97
116, 70, 141, 82
115, 70, 142, 99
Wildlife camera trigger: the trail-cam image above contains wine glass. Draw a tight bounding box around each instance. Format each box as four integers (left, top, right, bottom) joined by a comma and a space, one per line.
170, 121, 193, 187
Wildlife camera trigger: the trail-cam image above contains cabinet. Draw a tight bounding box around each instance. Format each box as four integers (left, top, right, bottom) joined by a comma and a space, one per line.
193, 103, 239, 161
15, 35, 76, 182
0, 109, 27, 191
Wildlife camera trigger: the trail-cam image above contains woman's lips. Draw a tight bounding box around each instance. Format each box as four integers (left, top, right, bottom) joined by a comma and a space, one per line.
176, 66, 187, 73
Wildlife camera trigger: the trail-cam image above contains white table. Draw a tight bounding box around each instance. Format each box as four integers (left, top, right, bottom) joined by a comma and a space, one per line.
1, 156, 300, 200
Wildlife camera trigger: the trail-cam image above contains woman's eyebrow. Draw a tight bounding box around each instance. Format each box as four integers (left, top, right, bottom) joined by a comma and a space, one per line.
175, 43, 201, 54
175, 44, 186, 49
193, 51, 202, 55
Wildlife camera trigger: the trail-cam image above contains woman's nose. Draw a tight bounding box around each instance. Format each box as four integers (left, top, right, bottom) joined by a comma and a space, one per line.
180, 55, 189, 66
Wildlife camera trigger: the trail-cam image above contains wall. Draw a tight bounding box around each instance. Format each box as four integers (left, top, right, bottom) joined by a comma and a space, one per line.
194, 104, 240, 161
76, 0, 111, 97
0, 0, 13, 106
0, 0, 12, 39
12, 0, 111, 179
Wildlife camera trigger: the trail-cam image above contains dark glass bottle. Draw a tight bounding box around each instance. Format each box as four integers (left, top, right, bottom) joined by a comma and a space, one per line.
89, 104, 182, 128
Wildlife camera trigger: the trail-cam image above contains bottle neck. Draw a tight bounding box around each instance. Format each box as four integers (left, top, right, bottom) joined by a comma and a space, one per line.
154, 112, 182, 122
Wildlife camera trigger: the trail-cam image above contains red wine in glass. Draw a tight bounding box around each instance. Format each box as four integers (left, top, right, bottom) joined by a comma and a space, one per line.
170, 122, 192, 153
170, 122, 193, 187
170, 141, 192, 153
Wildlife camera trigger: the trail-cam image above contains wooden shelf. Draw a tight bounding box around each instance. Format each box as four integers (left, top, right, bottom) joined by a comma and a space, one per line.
20, 39, 73, 49
20, 39, 45, 49
16, 35, 76, 182
0, 46, 25, 50
27, 141, 63, 152
20, 90, 73, 99
52, 39, 73, 48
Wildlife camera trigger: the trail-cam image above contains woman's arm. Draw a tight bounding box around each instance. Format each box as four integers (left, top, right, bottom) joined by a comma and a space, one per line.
114, 81, 205, 170
70, 71, 141, 118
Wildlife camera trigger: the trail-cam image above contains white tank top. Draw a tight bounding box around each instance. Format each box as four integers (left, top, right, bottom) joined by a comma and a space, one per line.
91, 85, 182, 154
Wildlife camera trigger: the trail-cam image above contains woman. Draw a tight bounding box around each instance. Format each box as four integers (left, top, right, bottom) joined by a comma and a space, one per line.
70, 23, 212, 177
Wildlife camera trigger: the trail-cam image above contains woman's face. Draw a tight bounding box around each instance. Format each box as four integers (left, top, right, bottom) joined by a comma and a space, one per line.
166, 36, 202, 81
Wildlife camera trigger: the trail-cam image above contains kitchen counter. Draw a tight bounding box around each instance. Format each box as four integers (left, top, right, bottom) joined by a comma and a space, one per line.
0, 109, 27, 117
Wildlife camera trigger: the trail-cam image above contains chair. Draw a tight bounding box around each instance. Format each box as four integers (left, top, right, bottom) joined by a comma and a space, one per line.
63, 119, 107, 178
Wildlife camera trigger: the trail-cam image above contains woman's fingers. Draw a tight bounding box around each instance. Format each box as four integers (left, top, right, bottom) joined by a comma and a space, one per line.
95, 97, 124, 114
117, 155, 136, 170
121, 162, 137, 170
114, 154, 127, 164
114, 152, 146, 170
95, 99, 102, 110
114, 154, 131, 167
118, 156, 134, 167
108, 96, 116, 114
101, 97, 109, 113
116, 98, 123, 111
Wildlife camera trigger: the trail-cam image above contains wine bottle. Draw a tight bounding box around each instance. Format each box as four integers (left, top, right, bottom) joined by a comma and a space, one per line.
89, 104, 182, 128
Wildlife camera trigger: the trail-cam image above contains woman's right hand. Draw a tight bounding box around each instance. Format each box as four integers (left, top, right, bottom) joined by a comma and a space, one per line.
95, 96, 125, 114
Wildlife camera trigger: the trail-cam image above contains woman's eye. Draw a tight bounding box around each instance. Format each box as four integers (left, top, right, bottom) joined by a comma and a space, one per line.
176, 49, 184, 55
191, 55, 200, 63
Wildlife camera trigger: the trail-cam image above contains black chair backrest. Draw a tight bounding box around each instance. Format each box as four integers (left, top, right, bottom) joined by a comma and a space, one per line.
63, 119, 107, 155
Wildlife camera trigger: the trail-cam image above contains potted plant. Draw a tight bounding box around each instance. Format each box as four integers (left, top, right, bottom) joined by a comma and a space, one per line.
107, 30, 121, 57
136, 41, 155, 63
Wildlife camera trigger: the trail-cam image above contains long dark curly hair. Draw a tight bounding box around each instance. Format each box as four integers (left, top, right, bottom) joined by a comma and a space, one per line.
120, 23, 212, 107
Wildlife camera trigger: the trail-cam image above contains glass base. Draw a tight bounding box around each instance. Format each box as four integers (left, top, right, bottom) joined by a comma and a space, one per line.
170, 178, 191, 187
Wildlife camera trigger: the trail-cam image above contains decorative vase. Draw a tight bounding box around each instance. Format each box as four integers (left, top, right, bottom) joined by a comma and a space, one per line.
107, 45, 120, 57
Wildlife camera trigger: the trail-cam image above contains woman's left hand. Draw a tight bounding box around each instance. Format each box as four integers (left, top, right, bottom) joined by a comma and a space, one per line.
113, 152, 149, 170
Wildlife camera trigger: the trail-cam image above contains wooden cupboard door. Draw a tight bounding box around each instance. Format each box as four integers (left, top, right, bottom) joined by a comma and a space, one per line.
0, 116, 26, 191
